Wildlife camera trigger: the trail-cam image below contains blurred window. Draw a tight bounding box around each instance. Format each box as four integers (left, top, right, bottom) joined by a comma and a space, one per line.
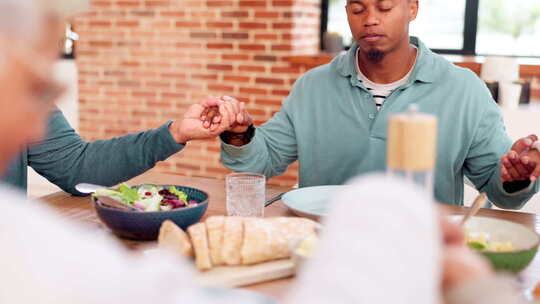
323, 0, 540, 57
477, 0, 540, 56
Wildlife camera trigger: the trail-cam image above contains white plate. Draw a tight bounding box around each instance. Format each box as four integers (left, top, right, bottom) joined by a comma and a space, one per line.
282, 185, 347, 220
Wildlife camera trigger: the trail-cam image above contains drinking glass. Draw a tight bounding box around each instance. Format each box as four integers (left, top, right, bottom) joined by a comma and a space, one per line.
226, 173, 266, 217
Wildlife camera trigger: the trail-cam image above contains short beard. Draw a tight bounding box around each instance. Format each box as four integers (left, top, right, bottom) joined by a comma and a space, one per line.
366, 49, 386, 63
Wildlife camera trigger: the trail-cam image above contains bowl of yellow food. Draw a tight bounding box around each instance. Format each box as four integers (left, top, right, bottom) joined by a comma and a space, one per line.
451, 215, 540, 273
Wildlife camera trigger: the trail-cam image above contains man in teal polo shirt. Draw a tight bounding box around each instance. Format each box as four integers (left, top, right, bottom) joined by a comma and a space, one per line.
213, 0, 539, 208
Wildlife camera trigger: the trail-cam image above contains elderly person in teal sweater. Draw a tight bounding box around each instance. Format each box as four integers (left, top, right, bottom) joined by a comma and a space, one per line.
209, 0, 539, 208
1, 1, 226, 196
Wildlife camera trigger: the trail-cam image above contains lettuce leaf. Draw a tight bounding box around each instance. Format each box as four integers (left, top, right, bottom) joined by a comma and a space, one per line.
94, 189, 122, 198
117, 184, 139, 203
94, 183, 140, 205
169, 186, 188, 206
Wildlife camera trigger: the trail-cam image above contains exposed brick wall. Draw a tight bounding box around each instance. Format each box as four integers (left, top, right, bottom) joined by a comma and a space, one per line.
73, 0, 321, 186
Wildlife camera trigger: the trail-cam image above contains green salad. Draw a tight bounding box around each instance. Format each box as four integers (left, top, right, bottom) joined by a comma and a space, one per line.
94, 184, 198, 212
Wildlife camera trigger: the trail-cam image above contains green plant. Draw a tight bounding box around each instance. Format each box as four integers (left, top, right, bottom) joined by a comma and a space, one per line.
481, 0, 540, 40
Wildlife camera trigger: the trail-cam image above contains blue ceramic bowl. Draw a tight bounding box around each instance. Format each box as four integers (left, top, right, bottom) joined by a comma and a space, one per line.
93, 185, 209, 241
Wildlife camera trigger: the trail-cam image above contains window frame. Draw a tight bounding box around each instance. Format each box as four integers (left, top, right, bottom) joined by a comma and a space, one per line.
321, 0, 481, 55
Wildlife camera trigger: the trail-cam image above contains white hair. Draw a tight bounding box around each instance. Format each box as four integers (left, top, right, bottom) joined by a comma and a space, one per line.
0, 0, 43, 46
0, 0, 88, 73
0, 0, 89, 47
0, 0, 44, 74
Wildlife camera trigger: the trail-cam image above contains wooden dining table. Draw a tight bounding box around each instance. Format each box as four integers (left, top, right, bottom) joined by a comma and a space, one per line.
38, 172, 540, 301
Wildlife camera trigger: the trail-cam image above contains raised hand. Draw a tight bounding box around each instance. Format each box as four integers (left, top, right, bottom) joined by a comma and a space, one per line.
220, 96, 253, 133
500, 135, 539, 183
201, 96, 253, 133
200, 100, 221, 130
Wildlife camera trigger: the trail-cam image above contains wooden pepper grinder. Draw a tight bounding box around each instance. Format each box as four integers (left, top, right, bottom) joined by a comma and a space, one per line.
387, 105, 438, 196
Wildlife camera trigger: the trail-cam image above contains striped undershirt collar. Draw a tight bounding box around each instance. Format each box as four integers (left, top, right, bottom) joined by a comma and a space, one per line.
355, 47, 418, 111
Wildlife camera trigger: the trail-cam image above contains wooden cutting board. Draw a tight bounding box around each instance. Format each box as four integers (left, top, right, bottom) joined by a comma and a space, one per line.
195, 259, 296, 288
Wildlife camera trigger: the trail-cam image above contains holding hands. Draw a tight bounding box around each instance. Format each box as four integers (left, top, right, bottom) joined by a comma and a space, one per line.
168, 96, 253, 144
200, 95, 253, 134
167, 96, 229, 143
